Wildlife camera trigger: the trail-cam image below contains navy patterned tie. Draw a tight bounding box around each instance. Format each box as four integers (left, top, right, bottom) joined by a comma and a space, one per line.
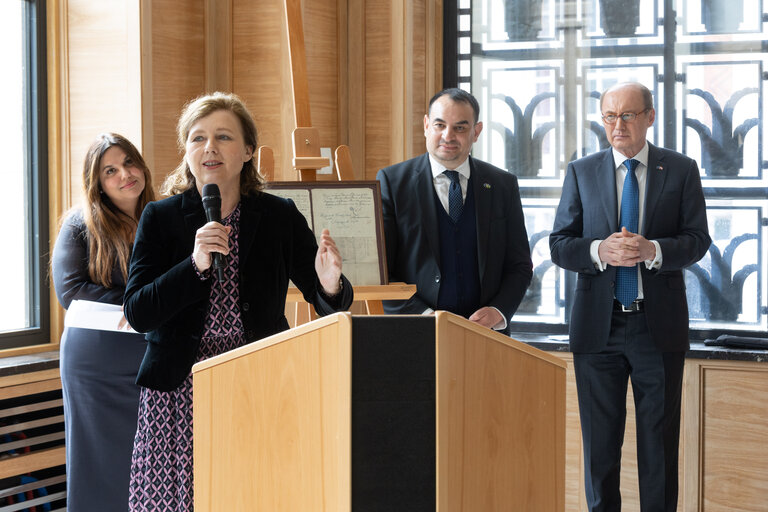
444, 170, 463, 222
616, 159, 640, 308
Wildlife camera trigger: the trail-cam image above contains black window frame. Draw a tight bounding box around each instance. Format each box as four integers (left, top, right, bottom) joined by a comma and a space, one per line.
0, 0, 49, 350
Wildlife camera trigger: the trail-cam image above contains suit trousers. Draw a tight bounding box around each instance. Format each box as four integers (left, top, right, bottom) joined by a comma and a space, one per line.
573, 309, 685, 512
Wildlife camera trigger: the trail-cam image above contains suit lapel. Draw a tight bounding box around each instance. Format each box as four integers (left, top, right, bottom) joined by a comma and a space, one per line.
180, 187, 263, 263
181, 189, 207, 247
237, 193, 262, 264
471, 158, 491, 281
415, 154, 441, 264
597, 149, 619, 232
643, 144, 667, 236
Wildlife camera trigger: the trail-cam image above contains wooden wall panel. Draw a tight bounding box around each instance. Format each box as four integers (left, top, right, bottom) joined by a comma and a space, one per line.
53, 0, 442, 197
143, 0, 206, 188
232, 0, 341, 182
204, 0, 233, 94
304, 0, 340, 158
342, 0, 366, 179
364, 1, 393, 179
48, 0, 442, 345
411, 0, 429, 157
58, 0, 207, 203
362, 0, 435, 180
65, 0, 142, 206
233, 0, 295, 181
700, 366, 768, 511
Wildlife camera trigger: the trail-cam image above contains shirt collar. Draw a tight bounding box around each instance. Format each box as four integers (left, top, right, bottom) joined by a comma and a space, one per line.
428, 154, 471, 179
612, 142, 649, 171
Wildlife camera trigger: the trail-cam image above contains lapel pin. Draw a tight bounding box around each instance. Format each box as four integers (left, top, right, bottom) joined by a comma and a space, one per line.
656, 165, 663, 171
484, 183, 491, 189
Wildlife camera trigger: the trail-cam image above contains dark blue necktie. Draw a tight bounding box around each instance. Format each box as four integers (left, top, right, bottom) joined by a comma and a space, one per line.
444, 170, 463, 222
616, 159, 640, 308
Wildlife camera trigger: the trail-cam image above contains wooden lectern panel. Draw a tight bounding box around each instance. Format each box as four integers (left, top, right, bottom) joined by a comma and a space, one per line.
194, 314, 352, 511
193, 312, 565, 511
436, 312, 566, 511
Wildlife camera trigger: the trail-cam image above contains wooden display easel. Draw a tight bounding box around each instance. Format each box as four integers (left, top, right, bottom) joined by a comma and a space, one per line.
280, 0, 414, 324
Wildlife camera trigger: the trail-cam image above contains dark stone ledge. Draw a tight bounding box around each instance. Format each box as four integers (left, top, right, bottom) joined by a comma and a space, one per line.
0, 351, 60, 378
512, 334, 768, 364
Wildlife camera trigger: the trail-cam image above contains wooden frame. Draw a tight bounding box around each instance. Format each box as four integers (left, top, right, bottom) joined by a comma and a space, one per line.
265, 180, 388, 286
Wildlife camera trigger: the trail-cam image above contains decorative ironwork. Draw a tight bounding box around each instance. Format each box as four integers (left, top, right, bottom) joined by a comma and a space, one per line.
503, 0, 544, 41
495, 92, 556, 176
599, 0, 641, 38
685, 88, 759, 177
701, 0, 745, 34
581, 91, 610, 159
686, 234, 758, 321
517, 229, 554, 314
460, 0, 768, 331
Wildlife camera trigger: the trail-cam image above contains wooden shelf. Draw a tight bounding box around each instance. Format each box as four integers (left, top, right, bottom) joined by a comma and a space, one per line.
286, 282, 416, 303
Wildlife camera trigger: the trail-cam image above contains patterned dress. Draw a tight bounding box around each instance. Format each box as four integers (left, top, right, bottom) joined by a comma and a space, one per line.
129, 205, 247, 511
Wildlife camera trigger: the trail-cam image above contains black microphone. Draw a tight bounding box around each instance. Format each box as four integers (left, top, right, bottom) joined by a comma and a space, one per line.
201, 183, 226, 283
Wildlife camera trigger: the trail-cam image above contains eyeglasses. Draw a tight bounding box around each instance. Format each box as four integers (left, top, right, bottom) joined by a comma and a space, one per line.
601, 109, 649, 124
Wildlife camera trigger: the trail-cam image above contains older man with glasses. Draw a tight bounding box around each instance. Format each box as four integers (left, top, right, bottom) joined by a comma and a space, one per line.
549, 82, 711, 512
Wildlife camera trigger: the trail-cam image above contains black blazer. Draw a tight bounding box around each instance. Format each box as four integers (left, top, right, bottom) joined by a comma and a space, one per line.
124, 188, 353, 391
549, 144, 711, 353
377, 153, 532, 333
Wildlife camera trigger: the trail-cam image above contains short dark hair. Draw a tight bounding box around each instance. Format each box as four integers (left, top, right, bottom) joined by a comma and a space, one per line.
428, 88, 480, 123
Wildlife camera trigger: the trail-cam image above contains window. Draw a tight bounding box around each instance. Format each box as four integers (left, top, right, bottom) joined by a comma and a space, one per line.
0, 0, 48, 349
449, 0, 767, 337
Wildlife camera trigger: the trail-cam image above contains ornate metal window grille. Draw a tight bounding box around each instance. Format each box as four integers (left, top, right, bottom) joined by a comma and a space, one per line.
450, 0, 768, 336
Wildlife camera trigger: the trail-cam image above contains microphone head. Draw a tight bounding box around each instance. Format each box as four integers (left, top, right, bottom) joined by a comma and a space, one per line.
201, 183, 221, 209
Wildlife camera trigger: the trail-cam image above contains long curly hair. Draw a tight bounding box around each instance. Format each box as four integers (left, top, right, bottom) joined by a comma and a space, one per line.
161, 91, 263, 196
81, 133, 155, 287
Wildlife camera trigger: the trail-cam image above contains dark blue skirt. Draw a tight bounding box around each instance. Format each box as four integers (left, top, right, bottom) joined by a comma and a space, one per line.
60, 326, 146, 512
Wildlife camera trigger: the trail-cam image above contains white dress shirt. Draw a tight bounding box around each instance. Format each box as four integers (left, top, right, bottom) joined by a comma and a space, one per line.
424, 155, 506, 330
589, 142, 663, 299
428, 154, 470, 214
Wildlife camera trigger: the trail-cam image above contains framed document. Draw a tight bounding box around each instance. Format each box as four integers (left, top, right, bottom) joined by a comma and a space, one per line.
264, 181, 388, 286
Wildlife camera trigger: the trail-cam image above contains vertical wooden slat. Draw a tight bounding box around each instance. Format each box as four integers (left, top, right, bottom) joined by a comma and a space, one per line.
146, 0, 206, 185
345, 0, 366, 179
682, 360, 702, 511
204, 0, 233, 93
139, 0, 155, 178
284, 0, 312, 128
46, 0, 68, 293
390, 0, 406, 164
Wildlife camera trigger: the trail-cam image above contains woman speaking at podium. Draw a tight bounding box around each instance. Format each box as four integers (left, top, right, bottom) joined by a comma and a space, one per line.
124, 92, 353, 510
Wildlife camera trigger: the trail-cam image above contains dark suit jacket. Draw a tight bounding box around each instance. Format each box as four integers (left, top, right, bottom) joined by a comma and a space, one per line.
549, 144, 711, 353
124, 188, 353, 391
377, 153, 532, 333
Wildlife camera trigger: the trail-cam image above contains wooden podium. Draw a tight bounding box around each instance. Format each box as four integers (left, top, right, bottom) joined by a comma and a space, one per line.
192, 312, 566, 511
